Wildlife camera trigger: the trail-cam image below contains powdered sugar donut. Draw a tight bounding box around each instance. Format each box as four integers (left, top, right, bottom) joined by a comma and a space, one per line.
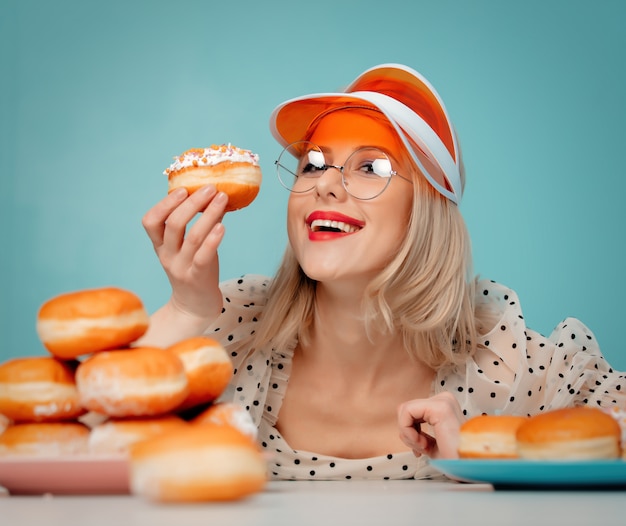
166, 337, 233, 411
0, 413, 11, 435
129, 423, 267, 502
191, 402, 257, 440
37, 287, 150, 359
88, 415, 188, 455
0, 356, 85, 423
517, 407, 621, 460
164, 144, 262, 212
605, 406, 626, 459
0, 422, 90, 456
76, 347, 189, 418
458, 414, 528, 459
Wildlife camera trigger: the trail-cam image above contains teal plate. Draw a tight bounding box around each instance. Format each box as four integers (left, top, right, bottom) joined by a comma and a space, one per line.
429, 459, 626, 489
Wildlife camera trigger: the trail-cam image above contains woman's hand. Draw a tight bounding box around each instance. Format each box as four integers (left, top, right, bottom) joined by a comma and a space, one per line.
140, 185, 228, 343
397, 391, 464, 459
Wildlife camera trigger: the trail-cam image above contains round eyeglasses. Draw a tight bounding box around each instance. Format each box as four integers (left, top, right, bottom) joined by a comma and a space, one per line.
275, 141, 413, 200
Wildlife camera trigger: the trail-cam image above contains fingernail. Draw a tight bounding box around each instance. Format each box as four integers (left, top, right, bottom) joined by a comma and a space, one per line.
213, 192, 228, 204
172, 187, 187, 198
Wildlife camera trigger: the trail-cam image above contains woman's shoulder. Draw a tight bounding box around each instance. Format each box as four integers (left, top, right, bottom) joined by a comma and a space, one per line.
204, 275, 273, 341
438, 278, 625, 415
471, 277, 601, 364
474, 278, 519, 307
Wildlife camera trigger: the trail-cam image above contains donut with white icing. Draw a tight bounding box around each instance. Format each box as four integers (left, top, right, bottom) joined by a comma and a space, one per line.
164, 144, 262, 212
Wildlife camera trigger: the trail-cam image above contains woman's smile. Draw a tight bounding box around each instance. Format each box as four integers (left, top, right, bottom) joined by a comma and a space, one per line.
306, 210, 365, 241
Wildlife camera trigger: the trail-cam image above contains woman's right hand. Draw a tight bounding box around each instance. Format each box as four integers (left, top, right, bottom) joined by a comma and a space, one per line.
140, 185, 229, 343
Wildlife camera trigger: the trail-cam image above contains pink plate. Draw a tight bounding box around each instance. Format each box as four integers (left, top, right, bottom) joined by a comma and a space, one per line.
0, 455, 129, 495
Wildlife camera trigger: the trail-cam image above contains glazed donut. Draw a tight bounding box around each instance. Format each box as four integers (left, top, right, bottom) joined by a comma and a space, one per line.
0, 356, 85, 423
191, 402, 257, 440
458, 414, 528, 459
129, 423, 267, 502
37, 287, 150, 359
516, 407, 621, 460
164, 144, 262, 212
0, 422, 90, 456
76, 347, 189, 418
88, 415, 189, 455
166, 337, 233, 411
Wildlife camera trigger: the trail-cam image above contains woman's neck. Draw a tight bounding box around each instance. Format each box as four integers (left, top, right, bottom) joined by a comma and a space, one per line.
301, 281, 416, 383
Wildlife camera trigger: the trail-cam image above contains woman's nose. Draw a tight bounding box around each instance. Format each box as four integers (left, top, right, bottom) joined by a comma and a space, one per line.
314, 165, 346, 199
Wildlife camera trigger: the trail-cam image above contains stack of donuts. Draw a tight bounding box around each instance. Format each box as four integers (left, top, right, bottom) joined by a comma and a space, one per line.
457, 406, 626, 460
0, 287, 266, 501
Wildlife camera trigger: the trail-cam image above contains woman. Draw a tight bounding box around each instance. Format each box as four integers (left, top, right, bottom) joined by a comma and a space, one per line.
140, 64, 625, 480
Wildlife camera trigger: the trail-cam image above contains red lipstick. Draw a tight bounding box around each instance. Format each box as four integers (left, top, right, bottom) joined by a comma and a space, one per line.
305, 211, 365, 241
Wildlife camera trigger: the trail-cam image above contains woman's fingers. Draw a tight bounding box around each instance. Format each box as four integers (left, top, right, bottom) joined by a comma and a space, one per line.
408, 421, 437, 454
397, 391, 463, 459
142, 185, 229, 279
192, 222, 226, 269
178, 190, 228, 264
161, 185, 220, 256
142, 187, 189, 248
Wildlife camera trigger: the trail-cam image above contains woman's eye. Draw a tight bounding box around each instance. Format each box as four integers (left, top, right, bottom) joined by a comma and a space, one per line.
370, 158, 393, 178
299, 149, 326, 176
357, 161, 383, 178
363, 162, 376, 174
301, 163, 323, 175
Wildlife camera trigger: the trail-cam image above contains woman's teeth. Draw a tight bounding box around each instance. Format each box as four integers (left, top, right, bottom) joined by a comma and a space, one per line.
310, 219, 361, 233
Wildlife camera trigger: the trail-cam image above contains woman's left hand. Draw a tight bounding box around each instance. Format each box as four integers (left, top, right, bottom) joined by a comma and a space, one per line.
397, 391, 464, 459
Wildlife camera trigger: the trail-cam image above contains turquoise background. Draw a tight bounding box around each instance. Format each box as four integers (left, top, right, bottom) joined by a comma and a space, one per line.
1, 0, 625, 370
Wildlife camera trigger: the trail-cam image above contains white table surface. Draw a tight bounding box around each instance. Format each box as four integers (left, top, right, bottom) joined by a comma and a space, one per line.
1, 479, 624, 526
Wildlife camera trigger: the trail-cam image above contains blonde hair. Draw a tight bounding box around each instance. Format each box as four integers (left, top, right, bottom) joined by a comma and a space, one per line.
252, 111, 478, 368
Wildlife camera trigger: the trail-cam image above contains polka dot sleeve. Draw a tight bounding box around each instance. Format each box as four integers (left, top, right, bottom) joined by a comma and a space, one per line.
204, 275, 270, 361
437, 280, 626, 418
203, 275, 271, 420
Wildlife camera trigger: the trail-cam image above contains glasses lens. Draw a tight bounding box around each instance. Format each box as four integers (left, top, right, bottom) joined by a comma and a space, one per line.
276, 141, 323, 193
343, 148, 393, 200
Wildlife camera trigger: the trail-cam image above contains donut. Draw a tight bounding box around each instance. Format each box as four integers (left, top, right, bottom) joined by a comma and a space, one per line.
129, 423, 267, 502
78, 410, 109, 429
166, 337, 233, 411
0, 422, 90, 456
516, 407, 621, 460
0, 356, 85, 423
191, 402, 257, 440
76, 347, 189, 418
604, 406, 626, 459
458, 414, 528, 459
0, 413, 11, 435
37, 287, 150, 359
164, 143, 262, 212
88, 415, 189, 455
